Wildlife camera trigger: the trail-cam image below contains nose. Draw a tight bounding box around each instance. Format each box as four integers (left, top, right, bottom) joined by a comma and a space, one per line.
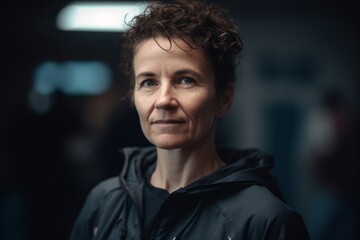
154, 83, 178, 109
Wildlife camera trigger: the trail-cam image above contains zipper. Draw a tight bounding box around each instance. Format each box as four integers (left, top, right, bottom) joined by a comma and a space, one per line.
144, 188, 184, 240
142, 184, 226, 239
119, 177, 145, 240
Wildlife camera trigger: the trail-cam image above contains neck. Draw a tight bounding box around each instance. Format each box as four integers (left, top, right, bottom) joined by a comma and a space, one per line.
150, 133, 224, 193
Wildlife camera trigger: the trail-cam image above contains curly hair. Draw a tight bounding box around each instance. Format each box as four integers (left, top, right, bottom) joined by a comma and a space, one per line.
121, 0, 243, 98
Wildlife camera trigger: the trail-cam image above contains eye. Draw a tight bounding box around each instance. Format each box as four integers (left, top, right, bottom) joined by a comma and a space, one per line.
141, 79, 157, 88
178, 77, 195, 85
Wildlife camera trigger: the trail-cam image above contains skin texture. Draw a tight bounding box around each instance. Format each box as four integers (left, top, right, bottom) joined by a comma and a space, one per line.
133, 37, 233, 192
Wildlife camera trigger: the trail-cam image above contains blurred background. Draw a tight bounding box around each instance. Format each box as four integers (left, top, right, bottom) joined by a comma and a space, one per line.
1, 0, 359, 239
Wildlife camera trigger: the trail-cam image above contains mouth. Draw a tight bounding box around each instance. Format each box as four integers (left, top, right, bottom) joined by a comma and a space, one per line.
152, 119, 185, 125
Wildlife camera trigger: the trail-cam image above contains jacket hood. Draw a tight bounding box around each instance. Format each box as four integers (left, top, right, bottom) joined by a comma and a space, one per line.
119, 146, 284, 201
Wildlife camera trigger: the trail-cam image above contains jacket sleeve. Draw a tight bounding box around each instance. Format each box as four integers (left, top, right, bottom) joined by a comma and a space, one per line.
264, 210, 311, 240
69, 188, 99, 240
243, 204, 310, 240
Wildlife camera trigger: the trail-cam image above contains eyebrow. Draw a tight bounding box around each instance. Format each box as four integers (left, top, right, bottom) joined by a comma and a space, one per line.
135, 72, 157, 80
174, 69, 201, 77
135, 69, 202, 80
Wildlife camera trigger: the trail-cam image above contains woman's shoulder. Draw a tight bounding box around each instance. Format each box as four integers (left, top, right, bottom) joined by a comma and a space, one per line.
218, 184, 296, 219
91, 177, 122, 196
82, 177, 125, 211
215, 185, 310, 239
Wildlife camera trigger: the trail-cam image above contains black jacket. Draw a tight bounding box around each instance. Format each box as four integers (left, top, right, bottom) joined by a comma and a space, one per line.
70, 147, 310, 240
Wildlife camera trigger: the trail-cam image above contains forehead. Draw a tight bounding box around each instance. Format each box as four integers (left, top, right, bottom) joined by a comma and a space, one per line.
133, 37, 212, 74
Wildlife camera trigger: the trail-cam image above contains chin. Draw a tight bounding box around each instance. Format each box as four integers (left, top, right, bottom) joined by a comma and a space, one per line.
152, 141, 187, 150
148, 136, 190, 150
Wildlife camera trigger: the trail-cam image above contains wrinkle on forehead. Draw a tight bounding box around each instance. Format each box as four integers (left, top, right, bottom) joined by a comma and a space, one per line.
133, 37, 213, 82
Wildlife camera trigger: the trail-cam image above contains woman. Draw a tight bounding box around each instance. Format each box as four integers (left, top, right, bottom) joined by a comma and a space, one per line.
70, 0, 310, 239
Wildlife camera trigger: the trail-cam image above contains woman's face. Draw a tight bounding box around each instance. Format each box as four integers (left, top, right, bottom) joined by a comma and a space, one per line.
133, 37, 228, 149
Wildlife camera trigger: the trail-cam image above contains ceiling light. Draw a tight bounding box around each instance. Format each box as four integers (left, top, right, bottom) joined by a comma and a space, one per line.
56, 1, 148, 32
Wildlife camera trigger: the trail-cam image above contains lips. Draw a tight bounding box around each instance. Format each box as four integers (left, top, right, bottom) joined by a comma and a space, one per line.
152, 119, 185, 124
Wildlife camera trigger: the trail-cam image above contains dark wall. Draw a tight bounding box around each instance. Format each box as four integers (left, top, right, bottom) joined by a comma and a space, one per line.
1, 1, 359, 239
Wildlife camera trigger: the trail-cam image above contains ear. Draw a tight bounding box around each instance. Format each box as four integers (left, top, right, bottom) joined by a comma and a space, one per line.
216, 82, 234, 118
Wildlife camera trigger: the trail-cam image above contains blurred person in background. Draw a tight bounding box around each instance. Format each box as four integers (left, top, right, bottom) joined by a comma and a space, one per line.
301, 89, 360, 240
70, 0, 310, 239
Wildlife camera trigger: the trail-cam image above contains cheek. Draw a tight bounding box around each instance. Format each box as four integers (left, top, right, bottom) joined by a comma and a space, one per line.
187, 93, 218, 124
134, 96, 147, 120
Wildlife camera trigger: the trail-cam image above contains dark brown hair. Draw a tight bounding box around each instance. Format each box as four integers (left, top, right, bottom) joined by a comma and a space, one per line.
121, 0, 243, 97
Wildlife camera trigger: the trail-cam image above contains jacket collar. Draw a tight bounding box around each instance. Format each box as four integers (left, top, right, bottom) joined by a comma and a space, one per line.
119, 146, 283, 200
